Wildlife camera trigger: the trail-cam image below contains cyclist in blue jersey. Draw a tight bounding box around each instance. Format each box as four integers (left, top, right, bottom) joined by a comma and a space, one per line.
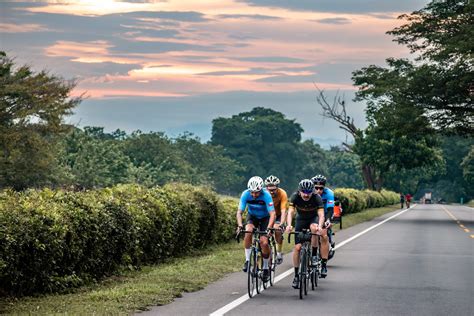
237, 176, 276, 282
311, 174, 334, 277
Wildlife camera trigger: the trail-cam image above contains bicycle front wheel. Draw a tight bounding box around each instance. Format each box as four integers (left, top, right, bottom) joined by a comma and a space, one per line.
248, 248, 257, 298
269, 238, 277, 286
304, 250, 309, 296
299, 250, 306, 299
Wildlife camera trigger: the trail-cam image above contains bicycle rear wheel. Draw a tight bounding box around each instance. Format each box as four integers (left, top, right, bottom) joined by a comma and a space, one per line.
247, 248, 257, 298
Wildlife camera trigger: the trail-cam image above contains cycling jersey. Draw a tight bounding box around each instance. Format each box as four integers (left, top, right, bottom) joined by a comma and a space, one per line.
239, 189, 275, 219
289, 192, 324, 219
269, 188, 288, 218
319, 187, 335, 218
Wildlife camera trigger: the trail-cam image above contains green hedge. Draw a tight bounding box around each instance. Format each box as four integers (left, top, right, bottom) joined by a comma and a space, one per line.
0, 184, 397, 296
0, 184, 237, 296
334, 188, 398, 214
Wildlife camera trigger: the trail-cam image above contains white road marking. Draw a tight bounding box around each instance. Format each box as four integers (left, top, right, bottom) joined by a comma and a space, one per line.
209, 206, 413, 316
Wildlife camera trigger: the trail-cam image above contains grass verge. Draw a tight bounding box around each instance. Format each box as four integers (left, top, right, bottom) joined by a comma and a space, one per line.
1, 204, 400, 315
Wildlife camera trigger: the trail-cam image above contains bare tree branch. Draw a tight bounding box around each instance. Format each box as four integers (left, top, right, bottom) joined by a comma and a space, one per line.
314, 84, 359, 140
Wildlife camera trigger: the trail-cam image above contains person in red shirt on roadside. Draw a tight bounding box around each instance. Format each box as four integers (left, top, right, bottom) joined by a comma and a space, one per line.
405, 193, 412, 208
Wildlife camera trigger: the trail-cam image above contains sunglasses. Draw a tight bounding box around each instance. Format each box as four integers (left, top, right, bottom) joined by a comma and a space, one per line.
268, 188, 278, 193
301, 190, 313, 194
315, 186, 324, 191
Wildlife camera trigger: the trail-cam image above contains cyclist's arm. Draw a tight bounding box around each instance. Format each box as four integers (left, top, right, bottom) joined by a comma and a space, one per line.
280, 191, 288, 226
263, 191, 276, 228
268, 210, 276, 230
236, 208, 245, 227
286, 205, 295, 229
237, 192, 248, 227
318, 208, 325, 228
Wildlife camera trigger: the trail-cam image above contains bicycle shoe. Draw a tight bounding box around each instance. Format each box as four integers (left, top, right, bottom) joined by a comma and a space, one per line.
331, 241, 336, 248
320, 265, 328, 278
262, 269, 270, 282
242, 260, 249, 272
276, 253, 283, 265
311, 256, 318, 266
292, 276, 299, 289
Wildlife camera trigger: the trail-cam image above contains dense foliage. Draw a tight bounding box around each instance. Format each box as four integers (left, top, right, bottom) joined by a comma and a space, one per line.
0, 183, 399, 296
0, 184, 236, 296
0, 52, 80, 190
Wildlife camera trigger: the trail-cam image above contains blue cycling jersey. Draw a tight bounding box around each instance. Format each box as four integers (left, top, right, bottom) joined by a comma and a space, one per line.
320, 187, 335, 216
238, 189, 275, 219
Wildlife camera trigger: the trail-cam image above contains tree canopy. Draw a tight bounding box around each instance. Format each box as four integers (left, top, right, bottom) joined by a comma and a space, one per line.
0, 51, 81, 189
355, 0, 473, 134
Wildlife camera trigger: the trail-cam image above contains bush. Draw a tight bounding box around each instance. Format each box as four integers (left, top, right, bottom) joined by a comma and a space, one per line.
334, 188, 398, 214
0, 184, 236, 296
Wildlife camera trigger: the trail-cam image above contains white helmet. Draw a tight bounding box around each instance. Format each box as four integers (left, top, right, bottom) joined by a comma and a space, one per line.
265, 175, 280, 186
247, 176, 264, 192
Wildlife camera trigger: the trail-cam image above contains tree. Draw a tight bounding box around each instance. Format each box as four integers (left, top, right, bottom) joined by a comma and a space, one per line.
371, 0, 473, 134
326, 147, 364, 189
173, 133, 245, 193
61, 128, 134, 189
211, 107, 304, 191
315, 86, 443, 191
122, 131, 194, 185
461, 146, 474, 186
0, 52, 81, 189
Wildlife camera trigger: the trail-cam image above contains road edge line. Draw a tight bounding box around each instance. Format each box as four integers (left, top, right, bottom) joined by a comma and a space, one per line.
209, 206, 413, 316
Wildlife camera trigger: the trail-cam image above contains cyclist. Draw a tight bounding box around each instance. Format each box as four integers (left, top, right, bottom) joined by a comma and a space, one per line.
405, 193, 412, 208
237, 176, 276, 282
400, 193, 405, 209
285, 179, 324, 288
264, 175, 288, 264
311, 174, 333, 275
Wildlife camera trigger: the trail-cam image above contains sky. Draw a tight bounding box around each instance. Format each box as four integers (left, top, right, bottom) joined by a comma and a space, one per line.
1, 0, 430, 147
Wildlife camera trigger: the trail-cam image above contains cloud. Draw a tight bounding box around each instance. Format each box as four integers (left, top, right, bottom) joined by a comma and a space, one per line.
216, 14, 282, 21
70, 90, 368, 145
256, 74, 316, 83
0, 23, 50, 33
236, 56, 307, 63
118, 11, 209, 22
236, 0, 429, 14
314, 17, 351, 25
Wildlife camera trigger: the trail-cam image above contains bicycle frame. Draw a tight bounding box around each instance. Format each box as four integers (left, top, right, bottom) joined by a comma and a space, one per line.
288, 229, 320, 299
237, 228, 271, 298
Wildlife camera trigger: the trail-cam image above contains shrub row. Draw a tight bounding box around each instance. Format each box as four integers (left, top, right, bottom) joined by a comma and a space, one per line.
0, 184, 397, 296
0, 184, 236, 296
334, 188, 399, 214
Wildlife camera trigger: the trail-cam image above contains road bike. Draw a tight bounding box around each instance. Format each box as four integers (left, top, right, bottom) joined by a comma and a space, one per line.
237, 228, 274, 298
288, 229, 320, 299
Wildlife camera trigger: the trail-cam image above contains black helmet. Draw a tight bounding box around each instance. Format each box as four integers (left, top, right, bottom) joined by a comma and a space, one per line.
311, 174, 327, 186
265, 175, 280, 186
298, 179, 314, 193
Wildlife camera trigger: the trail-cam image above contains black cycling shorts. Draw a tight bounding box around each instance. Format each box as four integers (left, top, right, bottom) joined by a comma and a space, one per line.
246, 214, 270, 232
294, 214, 319, 244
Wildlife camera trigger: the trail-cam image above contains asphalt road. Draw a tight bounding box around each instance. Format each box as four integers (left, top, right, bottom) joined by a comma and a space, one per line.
139, 204, 473, 316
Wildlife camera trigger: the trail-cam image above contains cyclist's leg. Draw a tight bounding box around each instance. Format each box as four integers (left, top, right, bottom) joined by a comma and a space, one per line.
292, 217, 309, 287
310, 215, 319, 258
319, 225, 329, 277
257, 216, 271, 281
273, 216, 284, 263
243, 216, 256, 271
258, 216, 270, 258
